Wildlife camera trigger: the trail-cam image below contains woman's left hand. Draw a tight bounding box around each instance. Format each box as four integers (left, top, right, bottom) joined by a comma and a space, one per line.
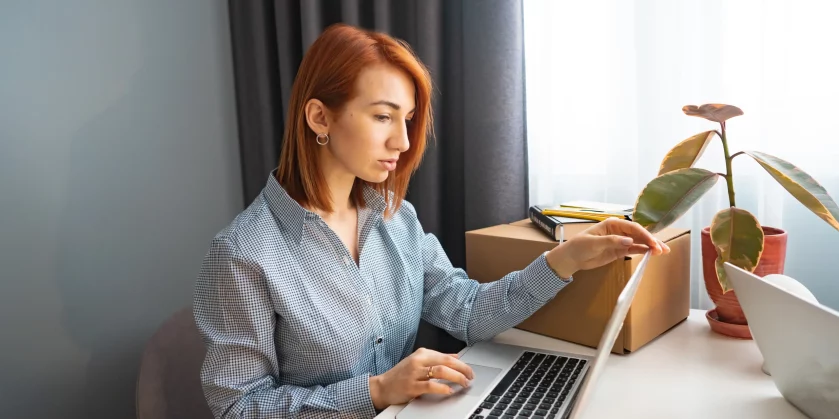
545, 217, 670, 279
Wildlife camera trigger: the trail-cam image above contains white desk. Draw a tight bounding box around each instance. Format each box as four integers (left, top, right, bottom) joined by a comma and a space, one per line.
376, 309, 808, 419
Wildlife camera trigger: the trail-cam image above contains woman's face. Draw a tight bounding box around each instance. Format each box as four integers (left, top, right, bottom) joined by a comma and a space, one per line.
307, 63, 415, 184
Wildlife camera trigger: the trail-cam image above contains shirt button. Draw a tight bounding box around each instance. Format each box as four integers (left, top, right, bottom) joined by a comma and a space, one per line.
376, 337, 383, 344
342, 256, 351, 266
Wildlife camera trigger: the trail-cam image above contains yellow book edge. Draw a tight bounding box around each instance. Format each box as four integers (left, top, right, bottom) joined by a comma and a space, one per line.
541, 209, 629, 222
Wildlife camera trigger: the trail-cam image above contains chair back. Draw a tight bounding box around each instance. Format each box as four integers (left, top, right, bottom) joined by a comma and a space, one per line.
136, 306, 213, 419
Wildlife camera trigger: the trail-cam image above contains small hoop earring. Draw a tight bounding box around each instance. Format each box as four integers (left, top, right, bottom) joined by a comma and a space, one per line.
316, 133, 330, 145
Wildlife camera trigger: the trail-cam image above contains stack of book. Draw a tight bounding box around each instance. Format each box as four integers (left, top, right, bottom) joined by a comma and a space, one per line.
528, 201, 633, 241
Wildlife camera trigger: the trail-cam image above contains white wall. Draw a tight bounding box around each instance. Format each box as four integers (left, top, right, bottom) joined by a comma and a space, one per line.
0, 1, 242, 417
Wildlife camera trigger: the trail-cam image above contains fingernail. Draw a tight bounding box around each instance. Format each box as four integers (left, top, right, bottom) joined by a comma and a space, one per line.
621, 237, 633, 246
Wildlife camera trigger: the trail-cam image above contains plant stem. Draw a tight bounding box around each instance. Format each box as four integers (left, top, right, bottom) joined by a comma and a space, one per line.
720, 122, 736, 207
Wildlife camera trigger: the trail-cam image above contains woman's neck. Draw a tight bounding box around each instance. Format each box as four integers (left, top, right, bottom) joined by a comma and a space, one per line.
314, 152, 356, 220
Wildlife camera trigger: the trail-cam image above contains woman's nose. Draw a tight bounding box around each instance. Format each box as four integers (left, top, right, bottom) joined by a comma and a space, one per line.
389, 123, 410, 152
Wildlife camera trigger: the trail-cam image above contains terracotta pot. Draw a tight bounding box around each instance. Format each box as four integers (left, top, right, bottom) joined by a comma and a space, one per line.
701, 225, 788, 337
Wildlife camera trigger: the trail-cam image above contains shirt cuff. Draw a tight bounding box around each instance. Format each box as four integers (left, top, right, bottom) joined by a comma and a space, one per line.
520, 252, 573, 302
335, 373, 377, 419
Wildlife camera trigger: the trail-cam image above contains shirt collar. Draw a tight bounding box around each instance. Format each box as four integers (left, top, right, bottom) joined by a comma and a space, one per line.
361, 182, 389, 214
263, 170, 389, 244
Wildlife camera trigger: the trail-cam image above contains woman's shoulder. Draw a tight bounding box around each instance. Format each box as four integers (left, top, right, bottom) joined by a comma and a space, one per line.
210, 194, 287, 260
383, 197, 425, 237
394, 197, 418, 219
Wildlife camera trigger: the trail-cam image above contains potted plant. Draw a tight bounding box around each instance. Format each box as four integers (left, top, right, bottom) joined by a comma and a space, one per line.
631, 103, 839, 338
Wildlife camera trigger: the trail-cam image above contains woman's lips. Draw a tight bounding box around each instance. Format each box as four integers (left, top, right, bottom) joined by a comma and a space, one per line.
379, 160, 398, 171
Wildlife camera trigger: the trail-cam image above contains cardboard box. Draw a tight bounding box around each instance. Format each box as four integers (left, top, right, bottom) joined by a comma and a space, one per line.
465, 219, 690, 354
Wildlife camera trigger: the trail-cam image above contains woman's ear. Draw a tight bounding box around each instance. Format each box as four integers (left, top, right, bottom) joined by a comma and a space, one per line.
304, 99, 330, 135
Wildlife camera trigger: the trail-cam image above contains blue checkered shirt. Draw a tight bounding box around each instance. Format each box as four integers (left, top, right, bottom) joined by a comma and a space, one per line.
193, 172, 571, 418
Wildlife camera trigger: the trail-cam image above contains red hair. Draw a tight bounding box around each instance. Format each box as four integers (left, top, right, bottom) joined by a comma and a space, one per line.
276, 23, 433, 218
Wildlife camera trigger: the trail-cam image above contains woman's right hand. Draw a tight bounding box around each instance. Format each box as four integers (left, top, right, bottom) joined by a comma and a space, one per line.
369, 347, 475, 410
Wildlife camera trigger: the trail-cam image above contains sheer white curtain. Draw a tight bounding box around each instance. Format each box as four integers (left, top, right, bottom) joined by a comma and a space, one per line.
523, 0, 839, 310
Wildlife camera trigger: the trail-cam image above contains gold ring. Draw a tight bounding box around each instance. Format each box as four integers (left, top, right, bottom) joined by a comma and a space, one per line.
427, 365, 434, 379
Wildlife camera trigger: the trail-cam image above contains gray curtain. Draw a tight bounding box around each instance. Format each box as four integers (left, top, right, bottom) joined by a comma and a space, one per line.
228, 0, 528, 353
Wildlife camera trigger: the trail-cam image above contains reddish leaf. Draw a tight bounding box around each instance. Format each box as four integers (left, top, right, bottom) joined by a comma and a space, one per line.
682, 104, 743, 123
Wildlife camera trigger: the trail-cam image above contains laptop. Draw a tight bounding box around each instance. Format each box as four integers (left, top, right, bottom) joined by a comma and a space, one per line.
397, 250, 653, 419
723, 262, 839, 419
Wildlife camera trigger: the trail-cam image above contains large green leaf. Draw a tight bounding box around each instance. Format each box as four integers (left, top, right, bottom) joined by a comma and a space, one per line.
658, 130, 717, 176
743, 151, 839, 232
633, 168, 721, 233
710, 207, 765, 293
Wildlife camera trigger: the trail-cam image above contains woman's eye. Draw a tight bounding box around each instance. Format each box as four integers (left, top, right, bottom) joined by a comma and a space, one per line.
376, 115, 391, 122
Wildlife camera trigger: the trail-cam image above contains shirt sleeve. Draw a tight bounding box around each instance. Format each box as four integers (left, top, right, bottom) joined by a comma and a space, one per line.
411, 218, 571, 345
193, 236, 378, 419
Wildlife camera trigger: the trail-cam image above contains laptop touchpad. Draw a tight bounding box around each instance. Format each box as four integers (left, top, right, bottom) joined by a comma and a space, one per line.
396, 364, 503, 419
421, 363, 502, 400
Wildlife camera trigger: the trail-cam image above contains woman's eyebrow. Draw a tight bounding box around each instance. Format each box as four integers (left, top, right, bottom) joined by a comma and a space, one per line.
369, 100, 415, 113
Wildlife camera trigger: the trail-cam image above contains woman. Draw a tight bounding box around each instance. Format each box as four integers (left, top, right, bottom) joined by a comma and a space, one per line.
193, 23, 668, 419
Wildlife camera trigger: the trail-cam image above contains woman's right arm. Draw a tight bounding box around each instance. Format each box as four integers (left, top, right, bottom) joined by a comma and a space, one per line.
193, 236, 377, 419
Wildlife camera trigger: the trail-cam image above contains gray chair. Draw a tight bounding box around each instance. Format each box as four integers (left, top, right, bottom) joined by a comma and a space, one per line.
136, 306, 214, 419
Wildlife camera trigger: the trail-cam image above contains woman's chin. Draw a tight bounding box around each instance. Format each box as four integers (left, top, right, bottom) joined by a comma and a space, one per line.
358, 170, 390, 184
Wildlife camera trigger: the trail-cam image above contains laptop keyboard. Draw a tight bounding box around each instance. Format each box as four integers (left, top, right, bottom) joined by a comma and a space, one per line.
469, 351, 587, 419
